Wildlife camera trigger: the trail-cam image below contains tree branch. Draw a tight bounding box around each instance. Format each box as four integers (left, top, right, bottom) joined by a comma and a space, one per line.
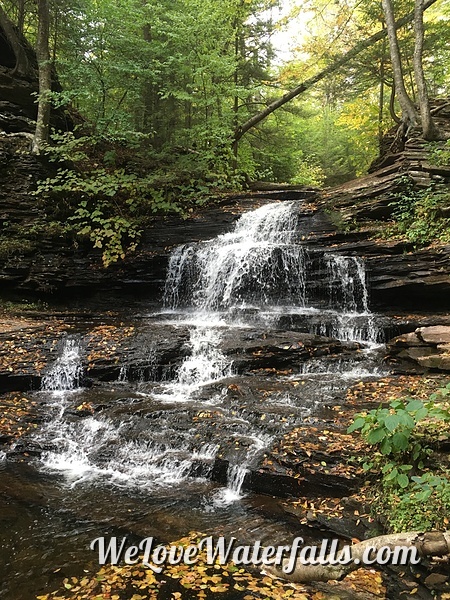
233, 0, 439, 143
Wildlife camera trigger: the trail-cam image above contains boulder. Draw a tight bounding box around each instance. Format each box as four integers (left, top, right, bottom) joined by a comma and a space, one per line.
387, 326, 450, 373
416, 325, 450, 345
417, 355, 450, 370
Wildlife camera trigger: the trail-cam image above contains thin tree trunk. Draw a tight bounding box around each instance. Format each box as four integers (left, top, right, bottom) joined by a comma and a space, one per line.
17, 0, 25, 34
381, 0, 417, 129
413, 0, 439, 139
378, 31, 386, 146
389, 82, 401, 123
32, 0, 51, 154
0, 5, 30, 76
142, 21, 155, 134
233, 0, 438, 144
232, 18, 240, 170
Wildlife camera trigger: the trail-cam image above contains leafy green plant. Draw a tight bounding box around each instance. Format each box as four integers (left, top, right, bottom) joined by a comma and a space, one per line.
386, 179, 450, 245
68, 201, 142, 267
348, 384, 450, 531
428, 139, 450, 167
349, 396, 450, 486
375, 472, 450, 532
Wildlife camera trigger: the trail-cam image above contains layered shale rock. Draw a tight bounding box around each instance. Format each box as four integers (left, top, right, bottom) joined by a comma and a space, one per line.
388, 325, 450, 372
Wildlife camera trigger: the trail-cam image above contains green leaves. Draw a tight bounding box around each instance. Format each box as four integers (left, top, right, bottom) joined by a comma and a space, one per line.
348, 390, 450, 501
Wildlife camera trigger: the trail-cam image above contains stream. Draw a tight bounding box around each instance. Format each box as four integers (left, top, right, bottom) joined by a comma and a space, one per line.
0, 200, 391, 598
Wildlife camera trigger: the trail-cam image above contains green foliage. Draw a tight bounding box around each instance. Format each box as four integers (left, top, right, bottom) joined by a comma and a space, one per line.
349, 394, 450, 483
36, 166, 175, 268
382, 472, 450, 532
0, 299, 48, 313
386, 178, 450, 244
68, 200, 142, 268
34, 131, 244, 266
348, 383, 450, 531
429, 139, 450, 167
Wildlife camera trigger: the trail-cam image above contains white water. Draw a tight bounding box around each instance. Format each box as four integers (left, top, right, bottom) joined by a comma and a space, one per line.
38, 331, 226, 489
153, 327, 232, 404
163, 200, 379, 342
212, 464, 249, 507
164, 201, 307, 311
41, 338, 83, 392
36, 200, 382, 501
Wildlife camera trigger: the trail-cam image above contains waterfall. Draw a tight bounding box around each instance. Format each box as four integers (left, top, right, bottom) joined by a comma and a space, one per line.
213, 464, 249, 507
325, 254, 369, 313
164, 201, 307, 311
38, 328, 229, 488
163, 200, 378, 342
322, 254, 378, 342
41, 338, 83, 392
154, 327, 232, 403
35, 200, 379, 496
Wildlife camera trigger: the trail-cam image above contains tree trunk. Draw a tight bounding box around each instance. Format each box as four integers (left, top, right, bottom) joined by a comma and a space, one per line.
32, 0, 52, 154
378, 31, 386, 146
381, 0, 417, 130
233, 0, 438, 144
413, 0, 440, 140
264, 530, 450, 584
0, 5, 30, 76
17, 0, 25, 35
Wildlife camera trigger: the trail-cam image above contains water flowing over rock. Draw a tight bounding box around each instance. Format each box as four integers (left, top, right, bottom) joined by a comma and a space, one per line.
41, 338, 83, 392
163, 201, 307, 311
26, 200, 381, 499
3, 197, 444, 599
164, 200, 379, 343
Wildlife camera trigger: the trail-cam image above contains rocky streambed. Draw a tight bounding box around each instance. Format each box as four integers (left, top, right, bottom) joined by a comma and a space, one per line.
0, 304, 449, 600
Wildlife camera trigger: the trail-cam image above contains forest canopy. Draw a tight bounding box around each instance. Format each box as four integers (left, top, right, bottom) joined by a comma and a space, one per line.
2, 0, 449, 185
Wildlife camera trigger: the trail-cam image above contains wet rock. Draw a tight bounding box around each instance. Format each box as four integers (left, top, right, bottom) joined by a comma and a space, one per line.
221, 329, 359, 374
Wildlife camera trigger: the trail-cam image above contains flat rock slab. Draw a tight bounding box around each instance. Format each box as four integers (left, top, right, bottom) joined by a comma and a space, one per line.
417, 325, 450, 345
387, 324, 450, 372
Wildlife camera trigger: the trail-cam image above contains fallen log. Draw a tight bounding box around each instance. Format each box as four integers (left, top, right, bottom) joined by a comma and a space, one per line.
264, 530, 450, 583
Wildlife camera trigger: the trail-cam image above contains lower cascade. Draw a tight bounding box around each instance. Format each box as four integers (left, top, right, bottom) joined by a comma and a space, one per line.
0, 198, 395, 598
35, 200, 382, 502
41, 338, 83, 392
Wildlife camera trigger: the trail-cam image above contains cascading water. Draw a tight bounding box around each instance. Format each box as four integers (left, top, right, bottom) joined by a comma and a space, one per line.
155, 327, 232, 403
37, 201, 380, 497
2, 199, 392, 599
38, 329, 228, 488
163, 200, 378, 343
41, 338, 83, 392
164, 201, 307, 311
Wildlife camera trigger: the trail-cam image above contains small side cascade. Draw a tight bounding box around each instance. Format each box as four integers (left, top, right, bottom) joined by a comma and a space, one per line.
213, 464, 249, 507
325, 254, 369, 314
41, 338, 83, 392
321, 254, 379, 342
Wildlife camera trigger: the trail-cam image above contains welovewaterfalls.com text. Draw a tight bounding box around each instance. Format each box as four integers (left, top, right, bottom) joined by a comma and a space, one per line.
90, 536, 420, 574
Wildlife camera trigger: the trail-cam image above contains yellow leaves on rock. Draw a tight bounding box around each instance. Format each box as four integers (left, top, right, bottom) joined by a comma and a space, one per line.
86, 324, 135, 367
0, 392, 37, 445
41, 531, 317, 600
